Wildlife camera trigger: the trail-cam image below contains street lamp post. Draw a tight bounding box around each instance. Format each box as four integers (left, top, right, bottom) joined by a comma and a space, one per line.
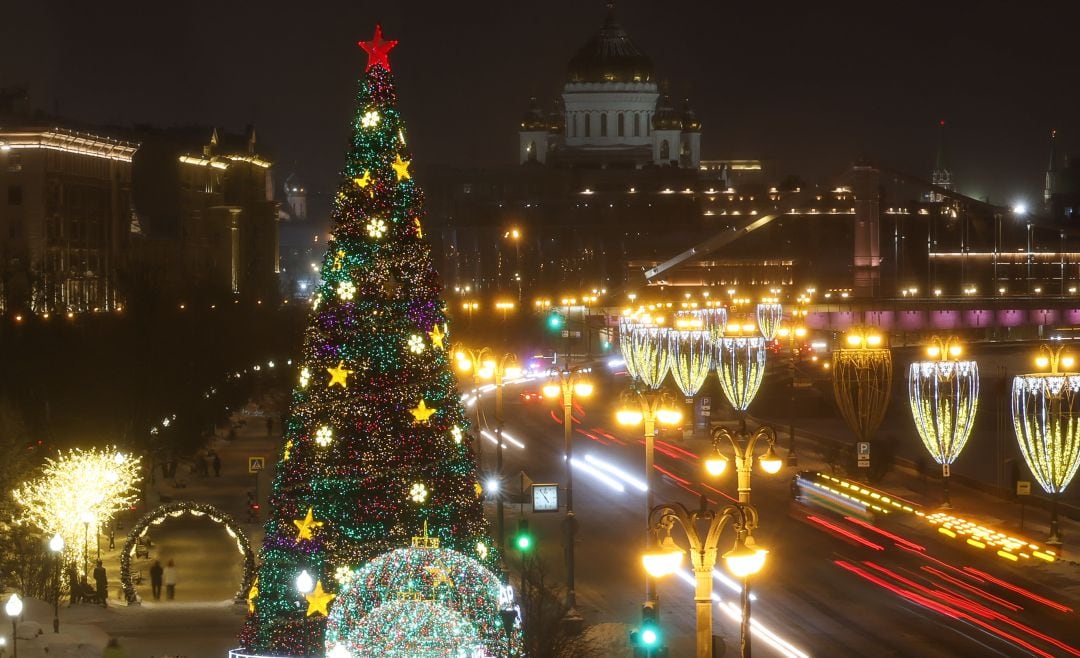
5, 594, 21, 658
80, 512, 94, 579
706, 424, 783, 505
776, 316, 808, 466
542, 367, 593, 623
1011, 345, 1080, 545
643, 499, 765, 658
49, 534, 63, 633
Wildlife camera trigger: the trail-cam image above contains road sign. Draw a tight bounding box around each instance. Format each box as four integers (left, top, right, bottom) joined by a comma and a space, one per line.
942, 464, 950, 477
248, 457, 265, 473
857, 459, 870, 468
857, 442, 870, 458
1016, 480, 1031, 496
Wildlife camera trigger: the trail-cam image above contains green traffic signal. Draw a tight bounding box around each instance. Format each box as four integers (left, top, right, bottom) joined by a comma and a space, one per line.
514, 520, 534, 552
546, 312, 564, 331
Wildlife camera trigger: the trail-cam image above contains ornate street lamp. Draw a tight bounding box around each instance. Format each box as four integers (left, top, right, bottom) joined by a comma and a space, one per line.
832, 328, 892, 469
643, 499, 764, 658
776, 320, 809, 466
908, 337, 979, 507
543, 367, 594, 622
1011, 345, 1080, 545
5, 593, 21, 658
715, 325, 767, 412
756, 301, 783, 341
669, 317, 713, 402
627, 323, 671, 390
706, 424, 783, 504
49, 533, 63, 633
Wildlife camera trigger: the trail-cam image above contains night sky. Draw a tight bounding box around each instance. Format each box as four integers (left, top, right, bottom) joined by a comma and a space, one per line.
4, 0, 1076, 206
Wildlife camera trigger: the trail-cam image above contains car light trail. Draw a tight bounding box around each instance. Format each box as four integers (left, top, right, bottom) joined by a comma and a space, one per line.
700, 482, 739, 504
924, 511, 1057, 563
656, 439, 700, 461
478, 429, 525, 450
842, 515, 925, 551
583, 453, 648, 491
919, 566, 1021, 612
805, 515, 884, 550
711, 568, 757, 600
590, 427, 628, 446
570, 457, 625, 493
962, 567, 1074, 613
576, 428, 609, 445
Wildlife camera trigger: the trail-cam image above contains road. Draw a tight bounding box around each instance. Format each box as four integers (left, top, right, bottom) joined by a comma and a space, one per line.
478, 370, 1080, 657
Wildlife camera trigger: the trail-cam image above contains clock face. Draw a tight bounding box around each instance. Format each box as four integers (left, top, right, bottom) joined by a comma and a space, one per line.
532, 484, 559, 513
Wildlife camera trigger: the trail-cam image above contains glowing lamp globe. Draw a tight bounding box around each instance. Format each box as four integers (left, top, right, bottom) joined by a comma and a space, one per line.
50, 532, 64, 553
759, 446, 783, 474
723, 539, 767, 579
5, 593, 22, 618
656, 409, 682, 425
616, 409, 644, 426
542, 382, 561, 399
456, 358, 472, 373
296, 569, 315, 594
573, 381, 594, 397
504, 365, 523, 379
704, 456, 727, 477
484, 477, 500, 494
642, 537, 684, 578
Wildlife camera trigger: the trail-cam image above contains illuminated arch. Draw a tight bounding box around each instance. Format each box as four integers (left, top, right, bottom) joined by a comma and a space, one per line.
119, 501, 255, 604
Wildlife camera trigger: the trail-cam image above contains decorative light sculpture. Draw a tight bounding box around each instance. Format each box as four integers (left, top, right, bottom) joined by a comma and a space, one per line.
715, 331, 767, 411
832, 327, 892, 448
1011, 345, 1080, 545
693, 305, 728, 345
756, 302, 783, 341
618, 315, 642, 381
908, 337, 979, 507
669, 316, 713, 400
628, 324, 671, 390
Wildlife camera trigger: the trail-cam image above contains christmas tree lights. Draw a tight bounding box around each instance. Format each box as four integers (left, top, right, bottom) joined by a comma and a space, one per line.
237, 26, 494, 657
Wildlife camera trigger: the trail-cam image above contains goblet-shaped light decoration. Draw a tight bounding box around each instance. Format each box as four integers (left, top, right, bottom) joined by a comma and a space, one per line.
756, 302, 783, 341
618, 314, 642, 381
715, 327, 767, 411
694, 305, 728, 346
1012, 345, 1080, 545
669, 315, 713, 400
908, 337, 979, 507
628, 324, 671, 390
833, 327, 892, 446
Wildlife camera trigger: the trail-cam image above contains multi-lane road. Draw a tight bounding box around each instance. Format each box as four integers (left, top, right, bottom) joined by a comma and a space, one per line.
474, 370, 1080, 657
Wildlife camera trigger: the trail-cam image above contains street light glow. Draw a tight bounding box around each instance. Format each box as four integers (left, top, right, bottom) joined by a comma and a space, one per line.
723, 538, 768, 578
296, 569, 315, 594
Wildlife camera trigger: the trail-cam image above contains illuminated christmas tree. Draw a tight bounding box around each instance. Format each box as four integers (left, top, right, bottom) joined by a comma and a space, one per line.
238, 27, 494, 657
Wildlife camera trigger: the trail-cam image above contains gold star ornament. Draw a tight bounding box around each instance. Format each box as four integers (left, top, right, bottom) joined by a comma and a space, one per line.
392, 154, 411, 181
326, 361, 353, 388
304, 579, 336, 617
353, 170, 372, 189
293, 507, 325, 543
410, 399, 437, 424
428, 324, 445, 349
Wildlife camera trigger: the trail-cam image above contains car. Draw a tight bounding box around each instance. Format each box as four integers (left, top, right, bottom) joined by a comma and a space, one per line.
519, 391, 543, 404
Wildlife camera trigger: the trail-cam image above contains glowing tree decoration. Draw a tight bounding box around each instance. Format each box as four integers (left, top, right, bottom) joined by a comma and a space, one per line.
1011, 345, 1080, 545
618, 315, 642, 381
668, 318, 713, 399
755, 302, 783, 341
908, 337, 979, 507
237, 27, 492, 656
13, 447, 141, 571
715, 333, 767, 411
338, 599, 486, 658
628, 324, 671, 390
326, 545, 519, 657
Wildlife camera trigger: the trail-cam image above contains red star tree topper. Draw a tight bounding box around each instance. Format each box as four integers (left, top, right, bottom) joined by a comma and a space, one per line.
359, 24, 398, 71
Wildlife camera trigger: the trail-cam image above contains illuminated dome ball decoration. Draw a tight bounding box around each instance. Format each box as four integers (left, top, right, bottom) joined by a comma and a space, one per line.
325, 546, 521, 657
331, 599, 486, 658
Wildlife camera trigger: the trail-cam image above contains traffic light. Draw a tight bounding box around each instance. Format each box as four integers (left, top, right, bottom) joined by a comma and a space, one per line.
630, 601, 666, 656
513, 520, 533, 552
546, 311, 564, 332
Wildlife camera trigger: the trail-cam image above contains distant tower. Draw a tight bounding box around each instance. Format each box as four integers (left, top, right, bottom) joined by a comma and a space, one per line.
930, 120, 953, 202
1044, 129, 1057, 204
284, 173, 307, 221
518, 97, 550, 164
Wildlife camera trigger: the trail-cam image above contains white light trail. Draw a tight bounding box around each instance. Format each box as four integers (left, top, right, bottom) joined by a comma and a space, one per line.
479, 429, 525, 450
584, 453, 648, 492
570, 458, 625, 493
712, 568, 757, 601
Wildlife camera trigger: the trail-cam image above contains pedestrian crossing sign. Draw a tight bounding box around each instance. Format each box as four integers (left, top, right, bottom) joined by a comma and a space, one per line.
249, 457, 265, 473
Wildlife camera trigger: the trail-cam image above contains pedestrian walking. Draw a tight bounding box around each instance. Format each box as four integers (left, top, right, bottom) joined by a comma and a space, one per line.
149, 560, 164, 600
164, 559, 177, 599
93, 560, 109, 607
67, 564, 82, 605
102, 637, 126, 658
212, 450, 222, 477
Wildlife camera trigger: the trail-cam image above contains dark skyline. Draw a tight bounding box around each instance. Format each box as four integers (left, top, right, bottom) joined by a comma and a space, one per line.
3, 0, 1076, 205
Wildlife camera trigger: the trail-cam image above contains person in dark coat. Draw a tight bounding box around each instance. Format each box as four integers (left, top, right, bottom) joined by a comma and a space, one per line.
212, 451, 221, 477
68, 564, 82, 605
149, 560, 164, 600
93, 560, 108, 606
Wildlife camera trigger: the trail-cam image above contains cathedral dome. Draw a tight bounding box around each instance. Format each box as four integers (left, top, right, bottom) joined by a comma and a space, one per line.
567, 2, 653, 84
652, 93, 681, 131
681, 99, 701, 132
520, 97, 548, 131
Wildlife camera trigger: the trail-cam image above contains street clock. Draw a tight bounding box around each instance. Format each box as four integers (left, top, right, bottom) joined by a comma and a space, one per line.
530, 483, 559, 513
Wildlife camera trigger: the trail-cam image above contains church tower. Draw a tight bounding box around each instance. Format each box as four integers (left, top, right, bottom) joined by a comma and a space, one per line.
929, 119, 953, 202
1044, 129, 1057, 205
